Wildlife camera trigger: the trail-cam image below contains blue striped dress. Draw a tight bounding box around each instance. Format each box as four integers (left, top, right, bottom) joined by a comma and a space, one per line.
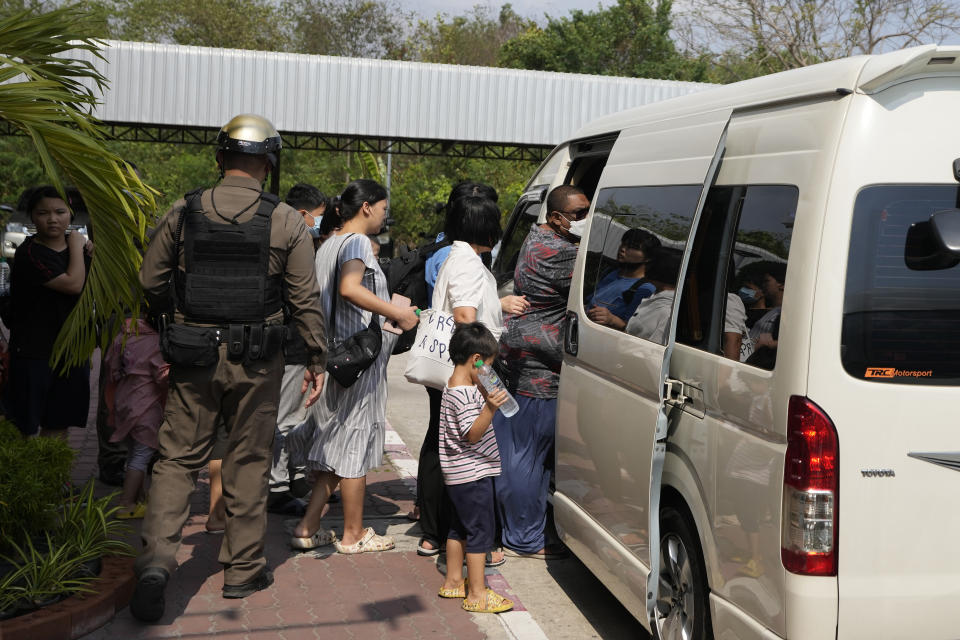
286, 233, 397, 479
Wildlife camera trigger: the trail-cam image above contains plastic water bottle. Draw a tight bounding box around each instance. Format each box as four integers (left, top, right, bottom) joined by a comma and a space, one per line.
475, 359, 519, 417
0, 258, 10, 297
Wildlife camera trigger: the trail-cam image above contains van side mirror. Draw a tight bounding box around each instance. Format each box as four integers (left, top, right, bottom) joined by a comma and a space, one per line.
905, 209, 960, 270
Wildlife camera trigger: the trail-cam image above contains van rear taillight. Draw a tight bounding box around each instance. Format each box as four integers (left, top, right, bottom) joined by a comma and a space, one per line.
782, 396, 838, 576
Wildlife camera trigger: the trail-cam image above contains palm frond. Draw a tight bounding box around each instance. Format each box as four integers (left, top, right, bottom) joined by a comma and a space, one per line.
0, 4, 159, 368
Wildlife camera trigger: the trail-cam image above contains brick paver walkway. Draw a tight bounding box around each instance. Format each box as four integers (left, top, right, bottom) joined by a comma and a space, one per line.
67, 425, 486, 639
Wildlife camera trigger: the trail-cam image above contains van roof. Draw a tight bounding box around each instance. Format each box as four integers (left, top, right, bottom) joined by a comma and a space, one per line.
570, 45, 960, 141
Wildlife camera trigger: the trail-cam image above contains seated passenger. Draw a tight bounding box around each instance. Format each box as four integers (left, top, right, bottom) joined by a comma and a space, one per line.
743, 262, 785, 364
587, 228, 660, 330
734, 263, 771, 329
625, 247, 682, 343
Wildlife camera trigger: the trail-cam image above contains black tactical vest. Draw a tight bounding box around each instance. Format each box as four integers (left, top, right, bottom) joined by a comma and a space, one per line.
173, 188, 283, 324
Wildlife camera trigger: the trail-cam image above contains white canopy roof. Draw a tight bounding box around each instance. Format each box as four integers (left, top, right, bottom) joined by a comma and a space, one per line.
78, 40, 711, 150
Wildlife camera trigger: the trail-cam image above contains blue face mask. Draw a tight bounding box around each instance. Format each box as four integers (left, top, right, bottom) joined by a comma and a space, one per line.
738, 286, 760, 305
307, 215, 322, 238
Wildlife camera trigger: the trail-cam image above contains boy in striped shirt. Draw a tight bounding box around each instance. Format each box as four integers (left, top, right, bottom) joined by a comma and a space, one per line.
437, 322, 514, 614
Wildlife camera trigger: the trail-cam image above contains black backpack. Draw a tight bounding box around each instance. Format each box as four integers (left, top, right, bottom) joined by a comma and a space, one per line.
380, 237, 451, 354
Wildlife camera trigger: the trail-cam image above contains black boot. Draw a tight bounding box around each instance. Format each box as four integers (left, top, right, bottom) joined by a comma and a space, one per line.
130, 567, 168, 623
223, 568, 274, 599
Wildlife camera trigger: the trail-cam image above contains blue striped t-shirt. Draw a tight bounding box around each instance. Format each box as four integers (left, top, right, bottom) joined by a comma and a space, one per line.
439, 384, 501, 485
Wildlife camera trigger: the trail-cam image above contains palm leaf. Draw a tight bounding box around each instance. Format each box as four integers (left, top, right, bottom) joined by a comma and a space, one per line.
356, 151, 385, 184
0, 5, 159, 368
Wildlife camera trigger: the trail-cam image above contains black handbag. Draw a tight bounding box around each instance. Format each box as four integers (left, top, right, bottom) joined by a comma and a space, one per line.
325, 234, 383, 388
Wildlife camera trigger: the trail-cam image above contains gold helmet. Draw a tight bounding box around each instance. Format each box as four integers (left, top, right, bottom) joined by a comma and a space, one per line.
216, 114, 282, 166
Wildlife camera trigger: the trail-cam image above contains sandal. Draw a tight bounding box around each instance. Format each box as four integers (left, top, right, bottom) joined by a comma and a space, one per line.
461, 588, 514, 613
291, 528, 338, 550
437, 581, 466, 598
503, 544, 569, 560
334, 527, 394, 554
417, 536, 441, 557
486, 550, 506, 568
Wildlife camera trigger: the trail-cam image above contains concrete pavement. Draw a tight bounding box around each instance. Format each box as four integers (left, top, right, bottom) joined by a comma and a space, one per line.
62, 353, 646, 639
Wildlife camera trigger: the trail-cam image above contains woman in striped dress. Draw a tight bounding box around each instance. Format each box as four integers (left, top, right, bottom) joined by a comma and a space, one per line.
287, 179, 419, 554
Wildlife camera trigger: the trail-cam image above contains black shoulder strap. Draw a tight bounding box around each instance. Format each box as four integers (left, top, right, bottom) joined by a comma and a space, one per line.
329, 234, 379, 338
256, 191, 280, 218
622, 278, 650, 304
175, 188, 206, 266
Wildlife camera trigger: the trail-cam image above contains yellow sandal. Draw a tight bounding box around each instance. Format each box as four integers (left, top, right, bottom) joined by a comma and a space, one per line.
438, 581, 466, 598
461, 588, 514, 613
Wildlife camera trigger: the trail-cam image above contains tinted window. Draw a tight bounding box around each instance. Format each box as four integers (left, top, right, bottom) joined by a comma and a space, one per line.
583, 186, 701, 345
678, 185, 797, 369
494, 193, 542, 287
842, 185, 960, 384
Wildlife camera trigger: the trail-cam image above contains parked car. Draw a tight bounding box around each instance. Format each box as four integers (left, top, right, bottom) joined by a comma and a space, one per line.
495, 44, 960, 640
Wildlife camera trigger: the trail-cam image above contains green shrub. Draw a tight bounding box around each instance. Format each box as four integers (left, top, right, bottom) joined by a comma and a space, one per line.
0, 421, 74, 548
56, 480, 134, 561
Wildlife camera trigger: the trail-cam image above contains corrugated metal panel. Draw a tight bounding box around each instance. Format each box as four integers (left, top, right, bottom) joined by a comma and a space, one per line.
76, 40, 712, 147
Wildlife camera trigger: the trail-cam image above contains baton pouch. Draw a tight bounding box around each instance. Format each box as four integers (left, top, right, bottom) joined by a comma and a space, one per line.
238, 324, 285, 364
227, 324, 246, 362
260, 325, 285, 361
161, 324, 221, 367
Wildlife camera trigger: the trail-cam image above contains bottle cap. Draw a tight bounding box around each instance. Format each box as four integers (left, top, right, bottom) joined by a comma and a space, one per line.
475, 359, 484, 368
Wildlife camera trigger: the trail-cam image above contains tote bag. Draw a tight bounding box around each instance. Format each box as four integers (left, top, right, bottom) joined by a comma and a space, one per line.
403, 308, 456, 389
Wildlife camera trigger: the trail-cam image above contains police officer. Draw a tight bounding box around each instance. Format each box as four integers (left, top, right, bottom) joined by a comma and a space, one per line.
131, 115, 327, 622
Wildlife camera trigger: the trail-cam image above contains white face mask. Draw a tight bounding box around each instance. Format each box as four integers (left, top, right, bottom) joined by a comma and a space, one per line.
566, 217, 588, 238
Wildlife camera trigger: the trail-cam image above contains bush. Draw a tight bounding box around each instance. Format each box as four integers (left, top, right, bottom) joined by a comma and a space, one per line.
0, 420, 74, 549
0, 479, 134, 619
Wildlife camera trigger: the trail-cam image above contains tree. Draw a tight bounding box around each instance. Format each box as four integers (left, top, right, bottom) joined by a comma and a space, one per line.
498, 0, 707, 81
114, 0, 286, 51
679, 0, 960, 81
406, 4, 533, 66
286, 0, 412, 59
0, 4, 157, 366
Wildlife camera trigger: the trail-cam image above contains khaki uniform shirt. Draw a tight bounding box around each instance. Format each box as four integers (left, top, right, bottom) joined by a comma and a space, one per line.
140, 174, 327, 369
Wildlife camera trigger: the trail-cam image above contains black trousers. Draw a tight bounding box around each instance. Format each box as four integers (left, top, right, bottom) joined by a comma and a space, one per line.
416, 386, 451, 544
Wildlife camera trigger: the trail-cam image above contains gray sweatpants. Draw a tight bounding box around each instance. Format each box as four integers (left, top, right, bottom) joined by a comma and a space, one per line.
270, 364, 307, 493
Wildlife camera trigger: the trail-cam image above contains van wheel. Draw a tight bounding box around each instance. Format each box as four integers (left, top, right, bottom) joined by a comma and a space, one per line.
657, 505, 712, 640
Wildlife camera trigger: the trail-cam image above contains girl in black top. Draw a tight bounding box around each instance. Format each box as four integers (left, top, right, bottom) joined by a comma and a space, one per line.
6, 186, 92, 437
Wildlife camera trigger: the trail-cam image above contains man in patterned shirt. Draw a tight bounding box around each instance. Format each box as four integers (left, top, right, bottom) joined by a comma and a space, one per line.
494, 185, 589, 557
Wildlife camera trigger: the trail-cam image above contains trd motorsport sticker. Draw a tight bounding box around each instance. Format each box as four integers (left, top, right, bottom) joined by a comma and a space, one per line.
865, 367, 933, 379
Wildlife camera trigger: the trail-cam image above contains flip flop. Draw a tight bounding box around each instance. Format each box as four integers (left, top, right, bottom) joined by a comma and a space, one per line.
290, 528, 337, 550
461, 588, 514, 613
335, 527, 395, 554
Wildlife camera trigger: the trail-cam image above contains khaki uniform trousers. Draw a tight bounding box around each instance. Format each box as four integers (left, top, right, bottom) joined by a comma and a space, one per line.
136, 343, 282, 585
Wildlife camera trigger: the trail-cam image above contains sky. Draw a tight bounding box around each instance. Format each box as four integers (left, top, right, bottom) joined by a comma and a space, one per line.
406, 0, 612, 21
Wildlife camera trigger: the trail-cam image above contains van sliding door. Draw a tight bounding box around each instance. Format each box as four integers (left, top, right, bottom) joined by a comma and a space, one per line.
554, 108, 730, 635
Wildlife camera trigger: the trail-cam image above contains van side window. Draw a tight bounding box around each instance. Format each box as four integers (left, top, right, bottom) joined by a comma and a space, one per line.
676, 185, 798, 370
494, 192, 544, 288
582, 185, 701, 344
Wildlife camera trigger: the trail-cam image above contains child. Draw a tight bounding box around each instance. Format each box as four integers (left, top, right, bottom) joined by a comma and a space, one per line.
105, 316, 169, 519
437, 322, 514, 613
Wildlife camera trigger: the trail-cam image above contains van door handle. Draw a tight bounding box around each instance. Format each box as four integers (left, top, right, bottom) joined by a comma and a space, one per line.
664, 377, 690, 405
564, 311, 579, 356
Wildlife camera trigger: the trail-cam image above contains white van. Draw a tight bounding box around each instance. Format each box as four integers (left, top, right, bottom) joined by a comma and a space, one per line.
493, 45, 960, 639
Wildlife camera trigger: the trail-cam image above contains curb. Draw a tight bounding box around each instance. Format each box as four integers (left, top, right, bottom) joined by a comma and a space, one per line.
0, 556, 134, 640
